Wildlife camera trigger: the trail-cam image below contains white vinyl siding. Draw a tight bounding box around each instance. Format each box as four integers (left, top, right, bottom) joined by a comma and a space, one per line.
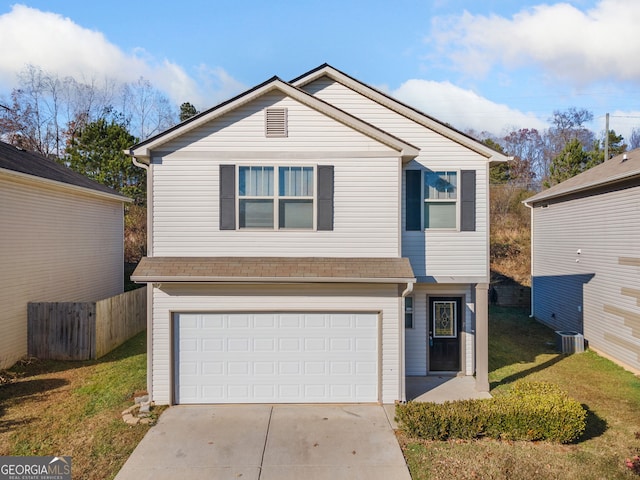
0, 173, 124, 368
151, 283, 402, 405
532, 184, 640, 372
302, 78, 489, 281
160, 91, 397, 153
150, 93, 402, 257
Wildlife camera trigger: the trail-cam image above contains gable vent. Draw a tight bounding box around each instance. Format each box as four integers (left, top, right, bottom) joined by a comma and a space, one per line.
265, 108, 288, 137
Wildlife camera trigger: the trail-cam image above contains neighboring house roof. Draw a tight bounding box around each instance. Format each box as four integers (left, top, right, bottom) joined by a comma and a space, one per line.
525, 148, 640, 206
290, 63, 510, 164
0, 140, 131, 202
127, 75, 420, 161
132, 257, 416, 284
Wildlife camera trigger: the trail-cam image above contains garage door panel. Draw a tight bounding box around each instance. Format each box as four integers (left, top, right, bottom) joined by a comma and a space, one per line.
174, 312, 378, 404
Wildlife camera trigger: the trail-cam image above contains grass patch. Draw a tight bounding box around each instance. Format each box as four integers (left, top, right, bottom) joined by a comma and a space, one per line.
400, 307, 640, 479
0, 331, 158, 480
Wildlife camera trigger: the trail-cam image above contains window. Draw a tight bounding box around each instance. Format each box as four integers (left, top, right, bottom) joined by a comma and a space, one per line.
406, 169, 475, 232
238, 165, 314, 229
279, 166, 314, 228
239, 166, 274, 228
424, 171, 457, 229
404, 297, 414, 329
433, 300, 457, 338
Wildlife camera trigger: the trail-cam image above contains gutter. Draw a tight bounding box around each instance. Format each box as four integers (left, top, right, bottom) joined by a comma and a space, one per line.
399, 280, 414, 403
523, 200, 535, 319
128, 154, 153, 400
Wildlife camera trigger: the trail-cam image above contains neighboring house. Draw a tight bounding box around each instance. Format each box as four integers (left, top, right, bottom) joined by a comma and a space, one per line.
525, 149, 640, 373
0, 141, 131, 369
127, 64, 508, 405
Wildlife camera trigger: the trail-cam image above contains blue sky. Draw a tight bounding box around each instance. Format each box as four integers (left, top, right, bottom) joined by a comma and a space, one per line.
1, 0, 638, 140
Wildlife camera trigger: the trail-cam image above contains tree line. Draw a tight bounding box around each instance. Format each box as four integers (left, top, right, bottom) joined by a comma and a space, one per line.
0, 64, 199, 205
472, 107, 639, 189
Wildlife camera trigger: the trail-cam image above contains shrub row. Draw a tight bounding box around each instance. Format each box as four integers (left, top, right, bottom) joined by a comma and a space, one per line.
395, 381, 587, 443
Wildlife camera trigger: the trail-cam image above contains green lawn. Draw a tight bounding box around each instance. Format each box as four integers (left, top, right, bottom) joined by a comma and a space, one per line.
399, 307, 640, 479
0, 331, 157, 480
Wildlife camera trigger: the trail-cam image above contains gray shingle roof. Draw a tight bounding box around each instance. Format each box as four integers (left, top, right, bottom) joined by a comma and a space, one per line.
0, 140, 130, 200
525, 148, 640, 205
132, 257, 416, 283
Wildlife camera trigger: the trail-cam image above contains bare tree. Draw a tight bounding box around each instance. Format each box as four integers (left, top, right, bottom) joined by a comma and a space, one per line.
629, 127, 640, 150
120, 77, 176, 140
1, 64, 178, 156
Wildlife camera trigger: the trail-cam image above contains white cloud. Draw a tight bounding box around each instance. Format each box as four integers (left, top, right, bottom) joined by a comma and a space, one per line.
392, 79, 548, 136
0, 5, 243, 108
428, 0, 640, 85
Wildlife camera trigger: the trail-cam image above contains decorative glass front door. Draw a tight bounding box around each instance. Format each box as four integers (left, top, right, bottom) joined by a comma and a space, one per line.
429, 297, 462, 371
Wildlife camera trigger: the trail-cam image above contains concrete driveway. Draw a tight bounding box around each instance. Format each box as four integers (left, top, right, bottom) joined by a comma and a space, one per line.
115, 404, 411, 480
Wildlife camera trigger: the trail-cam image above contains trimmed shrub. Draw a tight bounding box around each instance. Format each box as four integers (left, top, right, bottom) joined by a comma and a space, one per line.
487, 381, 587, 443
396, 381, 586, 444
395, 399, 488, 440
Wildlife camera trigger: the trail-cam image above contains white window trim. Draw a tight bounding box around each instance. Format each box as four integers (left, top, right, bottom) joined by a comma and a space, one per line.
423, 169, 460, 231
236, 164, 317, 231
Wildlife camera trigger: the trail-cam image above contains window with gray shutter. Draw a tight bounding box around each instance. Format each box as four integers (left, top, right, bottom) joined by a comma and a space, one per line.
460, 170, 476, 231
405, 170, 421, 231
317, 165, 334, 231
219, 165, 236, 230
265, 108, 287, 137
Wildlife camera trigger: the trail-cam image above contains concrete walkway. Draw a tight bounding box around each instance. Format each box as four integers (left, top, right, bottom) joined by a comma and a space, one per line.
115, 404, 411, 480
407, 375, 493, 403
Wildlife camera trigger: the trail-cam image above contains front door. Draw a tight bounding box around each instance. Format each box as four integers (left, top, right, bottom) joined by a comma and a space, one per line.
429, 297, 462, 371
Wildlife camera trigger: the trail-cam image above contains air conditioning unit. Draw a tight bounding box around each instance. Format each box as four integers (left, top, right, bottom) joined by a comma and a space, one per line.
555, 331, 585, 354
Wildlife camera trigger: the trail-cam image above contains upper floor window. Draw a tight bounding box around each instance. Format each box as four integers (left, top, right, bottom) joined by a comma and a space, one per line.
238, 166, 314, 229
220, 164, 333, 232
405, 169, 476, 232
424, 171, 457, 229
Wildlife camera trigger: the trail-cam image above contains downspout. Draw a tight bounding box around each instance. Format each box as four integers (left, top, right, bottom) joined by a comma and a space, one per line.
131, 154, 154, 400
523, 200, 534, 318
399, 281, 414, 403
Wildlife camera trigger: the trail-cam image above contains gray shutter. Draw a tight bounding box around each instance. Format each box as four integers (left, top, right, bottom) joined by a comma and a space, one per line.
317, 165, 334, 231
219, 164, 236, 230
405, 170, 421, 231
460, 170, 476, 232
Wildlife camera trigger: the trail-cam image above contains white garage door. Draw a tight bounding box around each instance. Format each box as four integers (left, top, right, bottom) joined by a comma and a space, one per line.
174, 312, 378, 404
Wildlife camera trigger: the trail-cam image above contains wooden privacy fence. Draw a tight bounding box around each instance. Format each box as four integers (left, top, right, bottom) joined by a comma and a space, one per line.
28, 286, 146, 360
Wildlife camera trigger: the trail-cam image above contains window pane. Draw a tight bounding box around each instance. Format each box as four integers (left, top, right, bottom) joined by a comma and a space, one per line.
279, 199, 313, 228
405, 297, 413, 328
433, 301, 456, 338
240, 199, 274, 228
239, 166, 273, 196
279, 167, 314, 196
425, 202, 456, 228
302, 167, 313, 196
425, 171, 457, 200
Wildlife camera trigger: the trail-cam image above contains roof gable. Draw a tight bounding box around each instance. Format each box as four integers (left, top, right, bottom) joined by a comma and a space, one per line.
0, 141, 130, 202
525, 148, 640, 205
127, 76, 419, 161
291, 64, 509, 163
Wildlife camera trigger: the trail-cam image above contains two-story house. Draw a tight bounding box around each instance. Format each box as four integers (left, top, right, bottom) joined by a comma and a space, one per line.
127, 65, 507, 405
